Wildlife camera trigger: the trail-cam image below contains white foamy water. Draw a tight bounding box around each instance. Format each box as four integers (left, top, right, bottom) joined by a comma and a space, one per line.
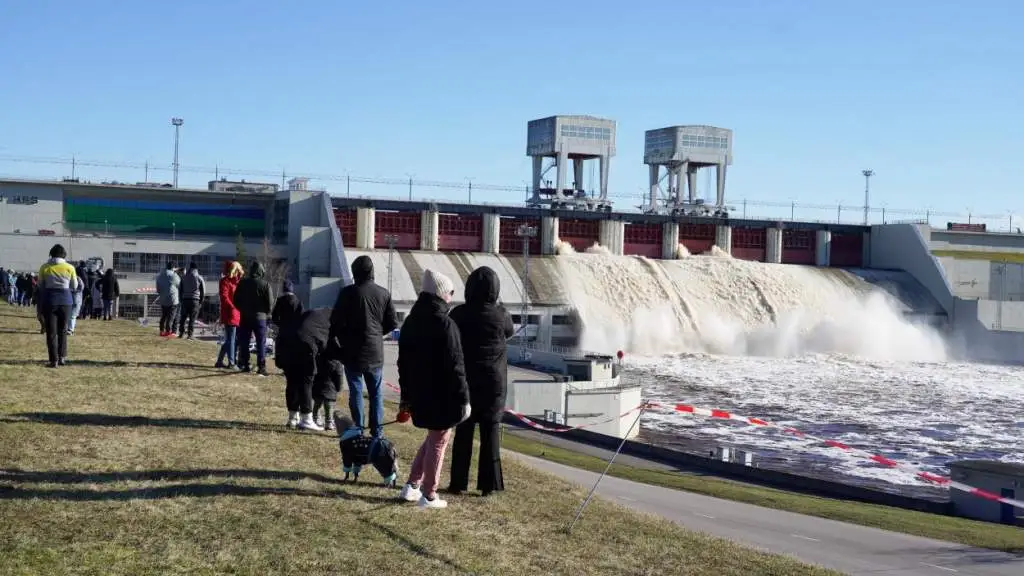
554, 251, 1024, 487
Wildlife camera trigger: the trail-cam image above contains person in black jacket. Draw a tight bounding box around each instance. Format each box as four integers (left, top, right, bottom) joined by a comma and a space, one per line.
276, 307, 335, 431
329, 255, 397, 438
447, 266, 515, 496
98, 268, 121, 321
233, 260, 274, 376
396, 269, 470, 509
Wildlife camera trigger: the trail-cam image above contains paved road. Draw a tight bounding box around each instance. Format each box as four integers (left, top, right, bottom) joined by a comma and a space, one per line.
511, 453, 1024, 576
377, 348, 1023, 575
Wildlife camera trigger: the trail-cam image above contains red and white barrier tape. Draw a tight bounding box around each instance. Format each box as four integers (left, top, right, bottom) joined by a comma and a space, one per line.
646, 401, 1024, 510
386, 380, 644, 433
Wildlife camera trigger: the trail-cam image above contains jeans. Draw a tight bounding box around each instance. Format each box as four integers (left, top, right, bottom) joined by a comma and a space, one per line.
41, 303, 71, 365
217, 325, 237, 366
102, 299, 114, 319
159, 304, 178, 334
238, 319, 268, 369
344, 366, 384, 437
407, 429, 453, 500
68, 293, 83, 332
178, 299, 198, 337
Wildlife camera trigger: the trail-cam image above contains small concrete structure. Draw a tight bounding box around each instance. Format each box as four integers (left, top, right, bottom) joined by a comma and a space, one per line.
506, 353, 641, 440
950, 460, 1024, 525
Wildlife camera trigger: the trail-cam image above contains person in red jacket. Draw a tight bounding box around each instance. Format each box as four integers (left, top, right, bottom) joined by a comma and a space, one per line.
215, 260, 244, 368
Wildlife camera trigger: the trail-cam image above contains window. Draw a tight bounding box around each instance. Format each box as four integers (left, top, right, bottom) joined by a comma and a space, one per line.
552, 315, 573, 325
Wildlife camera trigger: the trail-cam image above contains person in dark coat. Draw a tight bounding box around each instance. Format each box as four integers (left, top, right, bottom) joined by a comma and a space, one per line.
232, 260, 274, 376
329, 255, 398, 438
396, 269, 470, 509
98, 268, 121, 321
276, 307, 335, 431
447, 266, 515, 496
178, 262, 206, 338
271, 279, 303, 336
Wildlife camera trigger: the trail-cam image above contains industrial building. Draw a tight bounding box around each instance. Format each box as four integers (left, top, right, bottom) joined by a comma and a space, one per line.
3, 114, 1024, 361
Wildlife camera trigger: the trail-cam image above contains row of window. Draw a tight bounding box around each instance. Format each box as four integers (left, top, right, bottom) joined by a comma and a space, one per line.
560, 124, 613, 141
646, 132, 730, 152
113, 252, 227, 278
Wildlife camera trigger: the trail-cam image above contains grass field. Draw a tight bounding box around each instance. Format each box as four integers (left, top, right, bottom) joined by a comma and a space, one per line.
0, 306, 838, 576
502, 434, 1024, 554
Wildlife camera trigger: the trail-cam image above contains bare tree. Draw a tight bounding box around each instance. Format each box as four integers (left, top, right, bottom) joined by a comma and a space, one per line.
262, 236, 290, 291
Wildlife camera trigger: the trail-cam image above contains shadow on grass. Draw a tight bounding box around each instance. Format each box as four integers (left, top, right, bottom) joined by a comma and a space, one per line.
0, 359, 224, 371
0, 482, 397, 503
0, 328, 40, 334
361, 517, 474, 574
0, 468, 346, 485
2, 412, 321, 435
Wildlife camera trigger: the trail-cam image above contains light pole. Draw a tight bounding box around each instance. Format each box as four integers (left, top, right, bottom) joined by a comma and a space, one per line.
516, 224, 537, 347
171, 117, 184, 188
861, 169, 874, 225
384, 234, 399, 296
466, 177, 474, 204
172, 222, 176, 241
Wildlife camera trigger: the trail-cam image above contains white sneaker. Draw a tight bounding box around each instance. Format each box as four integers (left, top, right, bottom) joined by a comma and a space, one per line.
297, 413, 324, 431
399, 483, 422, 502
285, 412, 299, 429
418, 495, 448, 509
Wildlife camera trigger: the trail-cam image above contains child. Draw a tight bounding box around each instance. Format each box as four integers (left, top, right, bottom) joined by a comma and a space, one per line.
313, 356, 345, 431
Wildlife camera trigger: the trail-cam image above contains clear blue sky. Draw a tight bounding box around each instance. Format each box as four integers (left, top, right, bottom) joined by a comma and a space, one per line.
1, 0, 1021, 223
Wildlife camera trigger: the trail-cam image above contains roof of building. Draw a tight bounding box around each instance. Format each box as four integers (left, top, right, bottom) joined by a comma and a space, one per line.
950, 460, 1024, 477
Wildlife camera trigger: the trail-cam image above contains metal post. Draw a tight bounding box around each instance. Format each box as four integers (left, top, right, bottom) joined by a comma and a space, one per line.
346, 174, 351, 197
408, 177, 413, 201
171, 117, 184, 188
468, 179, 473, 204
104, 219, 108, 235
516, 224, 537, 349
172, 222, 176, 241
862, 169, 874, 225
71, 155, 76, 180
384, 234, 399, 296
567, 405, 646, 533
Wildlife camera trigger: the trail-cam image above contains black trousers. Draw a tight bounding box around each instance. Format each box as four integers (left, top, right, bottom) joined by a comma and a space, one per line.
41, 303, 70, 364
449, 413, 504, 493
283, 347, 316, 413
178, 299, 198, 337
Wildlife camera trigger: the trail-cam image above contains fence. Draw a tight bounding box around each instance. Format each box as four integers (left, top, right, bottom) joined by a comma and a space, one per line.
3, 153, 1022, 232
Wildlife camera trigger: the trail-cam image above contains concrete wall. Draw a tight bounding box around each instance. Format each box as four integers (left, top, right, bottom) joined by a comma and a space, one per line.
869, 224, 954, 315
565, 386, 642, 439
950, 298, 1024, 363
0, 182, 65, 236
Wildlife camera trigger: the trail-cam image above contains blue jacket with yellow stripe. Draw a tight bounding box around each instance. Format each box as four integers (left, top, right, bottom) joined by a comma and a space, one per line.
38, 258, 78, 306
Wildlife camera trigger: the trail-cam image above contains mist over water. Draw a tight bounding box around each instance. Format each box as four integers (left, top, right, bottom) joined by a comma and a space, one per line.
556, 251, 948, 362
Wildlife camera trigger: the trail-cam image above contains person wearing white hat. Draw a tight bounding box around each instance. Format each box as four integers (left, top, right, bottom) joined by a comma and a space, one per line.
396, 269, 471, 509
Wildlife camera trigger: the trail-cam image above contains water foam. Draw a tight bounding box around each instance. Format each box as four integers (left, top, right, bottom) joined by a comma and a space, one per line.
557, 252, 948, 362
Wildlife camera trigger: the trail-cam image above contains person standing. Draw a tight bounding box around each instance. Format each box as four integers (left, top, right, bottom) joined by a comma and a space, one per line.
397, 269, 471, 509
271, 279, 303, 336
37, 244, 77, 368
233, 260, 273, 376
329, 255, 398, 438
447, 266, 515, 496
276, 307, 336, 431
67, 270, 85, 335
155, 262, 180, 337
215, 260, 243, 369
178, 262, 206, 339
98, 268, 121, 321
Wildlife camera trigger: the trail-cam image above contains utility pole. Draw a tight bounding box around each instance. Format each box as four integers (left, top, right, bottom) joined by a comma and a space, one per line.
516, 224, 537, 349
171, 117, 184, 188
861, 169, 874, 226
384, 234, 399, 297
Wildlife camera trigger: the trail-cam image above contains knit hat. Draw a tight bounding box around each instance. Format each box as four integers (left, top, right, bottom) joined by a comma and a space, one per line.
283, 279, 294, 294
421, 269, 454, 299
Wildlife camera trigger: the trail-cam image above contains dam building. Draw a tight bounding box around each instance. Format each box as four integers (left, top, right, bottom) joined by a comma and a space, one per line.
2, 117, 1024, 362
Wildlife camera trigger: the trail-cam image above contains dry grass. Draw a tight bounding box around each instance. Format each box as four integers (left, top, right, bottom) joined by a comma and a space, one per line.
0, 307, 838, 576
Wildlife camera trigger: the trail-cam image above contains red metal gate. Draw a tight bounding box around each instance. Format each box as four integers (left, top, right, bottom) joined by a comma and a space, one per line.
374, 211, 421, 250
438, 214, 483, 252
558, 218, 600, 252
333, 208, 357, 247
732, 227, 766, 261
781, 230, 816, 265
498, 217, 541, 254
830, 232, 864, 267
679, 223, 715, 255
623, 222, 662, 258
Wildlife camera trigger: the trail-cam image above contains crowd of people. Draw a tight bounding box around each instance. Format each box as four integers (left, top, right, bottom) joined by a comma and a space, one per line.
16, 243, 515, 510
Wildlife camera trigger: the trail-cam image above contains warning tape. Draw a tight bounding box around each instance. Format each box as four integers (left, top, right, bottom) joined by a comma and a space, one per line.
384, 380, 645, 433
646, 401, 1024, 510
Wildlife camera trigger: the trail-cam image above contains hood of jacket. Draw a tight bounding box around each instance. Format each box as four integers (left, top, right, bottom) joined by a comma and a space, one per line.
248, 261, 266, 279
465, 266, 500, 305
351, 255, 374, 284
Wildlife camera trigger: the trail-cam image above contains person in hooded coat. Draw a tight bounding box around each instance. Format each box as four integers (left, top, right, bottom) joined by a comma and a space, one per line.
155, 262, 181, 336
396, 269, 471, 509
178, 262, 206, 338
271, 279, 303, 336
98, 268, 121, 321
329, 255, 398, 438
276, 307, 335, 431
447, 266, 515, 496
232, 260, 274, 376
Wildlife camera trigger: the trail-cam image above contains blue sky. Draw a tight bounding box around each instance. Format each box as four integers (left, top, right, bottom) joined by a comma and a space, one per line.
1, 0, 1021, 224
